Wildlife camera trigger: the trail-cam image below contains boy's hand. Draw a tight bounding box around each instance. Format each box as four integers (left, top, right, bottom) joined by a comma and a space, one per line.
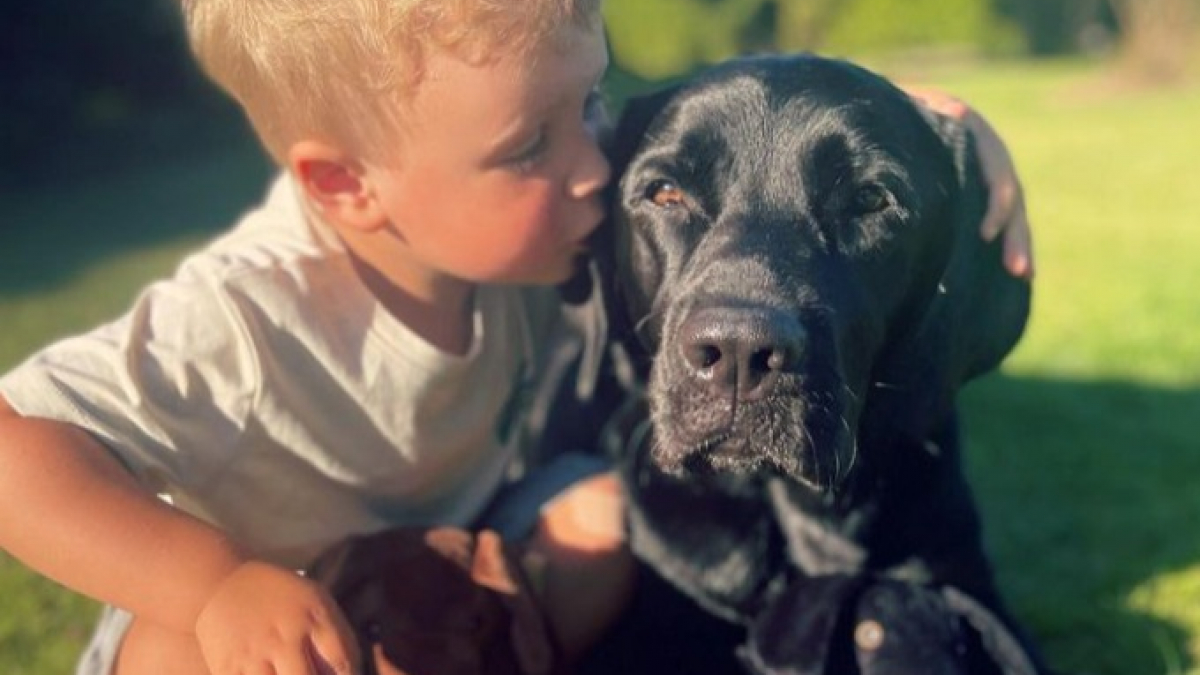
906, 87, 1035, 280
195, 560, 361, 675
306, 526, 559, 675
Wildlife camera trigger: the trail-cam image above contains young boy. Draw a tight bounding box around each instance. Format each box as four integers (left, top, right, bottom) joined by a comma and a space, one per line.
0, 1, 1033, 675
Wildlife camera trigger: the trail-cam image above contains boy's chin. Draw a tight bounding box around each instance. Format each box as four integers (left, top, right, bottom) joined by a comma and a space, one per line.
556, 255, 593, 305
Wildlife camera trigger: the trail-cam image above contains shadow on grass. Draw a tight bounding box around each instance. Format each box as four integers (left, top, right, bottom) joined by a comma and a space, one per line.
961, 373, 1200, 675
0, 137, 274, 298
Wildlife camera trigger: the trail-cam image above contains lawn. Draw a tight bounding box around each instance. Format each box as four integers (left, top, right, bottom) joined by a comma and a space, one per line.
2, 57, 1199, 674
904, 58, 1200, 675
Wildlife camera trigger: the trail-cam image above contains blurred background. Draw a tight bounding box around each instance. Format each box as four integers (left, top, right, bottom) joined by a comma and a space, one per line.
2, 0, 1199, 673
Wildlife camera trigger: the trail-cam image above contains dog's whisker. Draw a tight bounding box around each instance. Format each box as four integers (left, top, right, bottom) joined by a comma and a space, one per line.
801, 422, 826, 489
630, 306, 667, 340
843, 427, 859, 482
824, 435, 835, 490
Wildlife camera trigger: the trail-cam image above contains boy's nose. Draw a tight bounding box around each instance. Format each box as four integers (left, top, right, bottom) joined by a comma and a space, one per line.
568, 135, 611, 199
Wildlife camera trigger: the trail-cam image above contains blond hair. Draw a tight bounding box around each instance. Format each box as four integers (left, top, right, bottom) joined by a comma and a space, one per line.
182, 0, 602, 164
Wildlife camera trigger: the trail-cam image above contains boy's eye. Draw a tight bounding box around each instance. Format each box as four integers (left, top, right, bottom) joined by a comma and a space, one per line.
508, 129, 549, 168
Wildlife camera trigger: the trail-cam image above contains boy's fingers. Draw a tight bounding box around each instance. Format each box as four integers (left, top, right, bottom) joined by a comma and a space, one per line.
905, 87, 969, 119
306, 609, 361, 675
1004, 217, 1035, 280
306, 640, 358, 675
471, 529, 518, 594
978, 178, 1035, 279
979, 179, 1016, 242
271, 642, 315, 675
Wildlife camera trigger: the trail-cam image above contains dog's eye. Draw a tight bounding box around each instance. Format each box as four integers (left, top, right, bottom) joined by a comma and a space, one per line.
853, 184, 891, 215
646, 180, 687, 209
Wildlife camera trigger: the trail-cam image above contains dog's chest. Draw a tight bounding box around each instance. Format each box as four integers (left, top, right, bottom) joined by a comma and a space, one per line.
767, 478, 869, 575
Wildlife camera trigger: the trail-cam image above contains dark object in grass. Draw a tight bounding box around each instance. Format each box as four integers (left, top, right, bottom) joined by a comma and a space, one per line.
306, 527, 559, 675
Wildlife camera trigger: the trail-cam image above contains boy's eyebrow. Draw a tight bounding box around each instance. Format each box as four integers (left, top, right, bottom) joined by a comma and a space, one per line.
487, 112, 544, 159
487, 58, 608, 158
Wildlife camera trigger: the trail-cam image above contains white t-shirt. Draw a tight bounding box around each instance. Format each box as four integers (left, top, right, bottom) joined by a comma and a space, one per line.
0, 175, 595, 569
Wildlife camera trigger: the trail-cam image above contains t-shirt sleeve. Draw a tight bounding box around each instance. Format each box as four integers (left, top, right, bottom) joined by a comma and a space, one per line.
0, 270, 260, 493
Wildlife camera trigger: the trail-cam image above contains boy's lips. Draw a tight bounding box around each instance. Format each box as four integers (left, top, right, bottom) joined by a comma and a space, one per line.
576, 216, 606, 250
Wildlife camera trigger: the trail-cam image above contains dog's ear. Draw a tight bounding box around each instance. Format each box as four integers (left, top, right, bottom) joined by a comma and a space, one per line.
868, 105, 1031, 443
740, 574, 866, 675
922, 106, 1031, 381
941, 587, 1041, 675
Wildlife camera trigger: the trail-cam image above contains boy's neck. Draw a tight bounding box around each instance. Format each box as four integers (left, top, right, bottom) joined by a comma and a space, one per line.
330, 223, 476, 355
350, 254, 476, 355
295, 184, 476, 354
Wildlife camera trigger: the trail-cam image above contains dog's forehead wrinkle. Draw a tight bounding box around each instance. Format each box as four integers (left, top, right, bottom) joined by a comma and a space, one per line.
674, 237, 827, 315
682, 73, 770, 126
679, 75, 786, 160
659, 76, 918, 218
732, 120, 905, 222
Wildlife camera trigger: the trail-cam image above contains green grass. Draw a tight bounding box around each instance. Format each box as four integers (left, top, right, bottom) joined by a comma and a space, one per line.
906, 59, 1200, 674
2, 58, 1199, 674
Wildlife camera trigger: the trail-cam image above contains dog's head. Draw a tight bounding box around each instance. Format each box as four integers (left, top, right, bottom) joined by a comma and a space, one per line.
602, 54, 1029, 494
306, 527, 557, 675
739, 575, 1039, 675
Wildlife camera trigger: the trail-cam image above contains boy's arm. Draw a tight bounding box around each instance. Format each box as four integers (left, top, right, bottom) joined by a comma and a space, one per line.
0, 396, 359, 675
525, 471, 634, 662
904, 85, 1034, 280
0, 395, 240, 630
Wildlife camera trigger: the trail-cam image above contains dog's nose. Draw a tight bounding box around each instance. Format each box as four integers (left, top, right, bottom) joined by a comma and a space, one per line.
678, 306, 804, 399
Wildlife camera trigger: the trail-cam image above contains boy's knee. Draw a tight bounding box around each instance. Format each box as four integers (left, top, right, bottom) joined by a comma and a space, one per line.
538, 471, 627, 553
114, 617, 209, 675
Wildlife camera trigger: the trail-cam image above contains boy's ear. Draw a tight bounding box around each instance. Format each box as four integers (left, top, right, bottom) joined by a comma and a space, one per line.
287, 140, 387, 232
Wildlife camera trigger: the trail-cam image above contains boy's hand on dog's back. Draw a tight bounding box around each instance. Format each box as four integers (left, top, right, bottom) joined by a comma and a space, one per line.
195, 560, 361, 675
905, 85, 1034, 280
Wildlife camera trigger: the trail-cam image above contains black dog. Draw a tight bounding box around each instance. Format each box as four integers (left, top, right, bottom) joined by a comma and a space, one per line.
584, 53, 1039, 671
